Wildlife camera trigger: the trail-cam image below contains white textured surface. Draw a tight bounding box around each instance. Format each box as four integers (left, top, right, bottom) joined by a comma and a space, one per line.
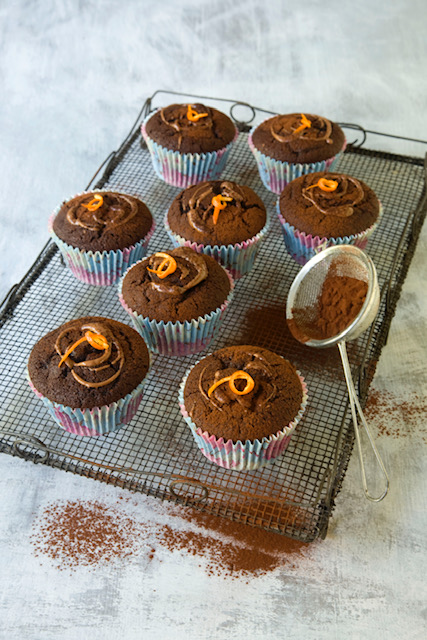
1, 1, 426, 638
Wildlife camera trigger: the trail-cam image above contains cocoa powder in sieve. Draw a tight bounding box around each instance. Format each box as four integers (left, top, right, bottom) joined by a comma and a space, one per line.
292, 274, 368, 341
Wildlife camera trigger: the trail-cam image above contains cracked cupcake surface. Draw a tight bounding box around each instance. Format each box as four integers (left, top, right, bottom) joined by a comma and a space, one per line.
166, 180, 267, 246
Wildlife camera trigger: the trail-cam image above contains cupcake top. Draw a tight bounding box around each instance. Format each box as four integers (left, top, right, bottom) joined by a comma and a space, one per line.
28, 316, 150, 409
167, 180, 267, 246
251, 113, 345, 164
144, 103, 237, 154
279, 172, 380, 238
121, 246, 232, 323
52, 191, 153, 252
183, 345, 303, 442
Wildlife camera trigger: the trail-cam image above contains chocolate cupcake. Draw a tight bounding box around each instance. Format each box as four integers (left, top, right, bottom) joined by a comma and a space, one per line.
141, 103, 238, 187
49, 190, 155, 285
179, 345, 308, 470
27, 317, 151, 436
119, 246, 234, 356
249, 113, 346, 194
277, 172, 382, 264
165, 180, 269, 278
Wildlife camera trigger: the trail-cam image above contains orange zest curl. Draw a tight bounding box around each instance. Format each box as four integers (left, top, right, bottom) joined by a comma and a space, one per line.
187, 104, 208, 122
82, 194, 104, 211
146, 252, 177, 279
306, 177, 339, 192
293, 113, 312, 135
58, 331, 109, 368
211, 194, 233, 225
229, 371, 255, 395
86, 332, 109, 350
208, 370, 255, 398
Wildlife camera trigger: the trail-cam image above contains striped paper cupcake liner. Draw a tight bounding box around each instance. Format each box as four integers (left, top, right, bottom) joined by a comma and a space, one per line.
164, 213, 270, 279
248, 126, 347, 195
27, 367, 150, 437
276, 200, 383, 265
141, 114, 238, 188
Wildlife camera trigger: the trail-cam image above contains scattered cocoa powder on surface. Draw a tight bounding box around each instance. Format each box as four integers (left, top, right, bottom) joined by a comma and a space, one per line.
157, 508, 309, 577
31, 501, 144, 571
31, 498, 311, 578
365, 387, 427, 442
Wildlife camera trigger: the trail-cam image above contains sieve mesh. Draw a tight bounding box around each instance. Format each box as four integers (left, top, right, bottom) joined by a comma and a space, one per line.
287, 250, 372, 342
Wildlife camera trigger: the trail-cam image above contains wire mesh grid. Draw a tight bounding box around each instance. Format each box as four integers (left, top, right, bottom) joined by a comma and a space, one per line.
0, 109, 426, 542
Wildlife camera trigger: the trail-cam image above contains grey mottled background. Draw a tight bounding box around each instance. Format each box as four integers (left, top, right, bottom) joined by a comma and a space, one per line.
0, 1, 426, 638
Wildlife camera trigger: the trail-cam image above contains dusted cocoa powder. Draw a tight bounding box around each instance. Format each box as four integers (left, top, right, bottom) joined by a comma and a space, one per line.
31, 498, 310, 577
365, 387, 427, 443
31, 501, 144, 571
291, 274, 368, 341
157, 506, 310, 577
311, 274, 367, 339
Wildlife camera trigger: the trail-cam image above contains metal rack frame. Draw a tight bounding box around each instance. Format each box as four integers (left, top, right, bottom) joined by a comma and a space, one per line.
1, 91, 426, 542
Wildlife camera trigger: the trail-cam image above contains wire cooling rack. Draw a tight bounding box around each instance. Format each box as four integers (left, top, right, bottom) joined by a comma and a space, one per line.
1, 91, 426, 542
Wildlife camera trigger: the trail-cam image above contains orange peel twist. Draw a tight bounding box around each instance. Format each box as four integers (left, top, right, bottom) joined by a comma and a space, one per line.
293, 113, 312, 135
81, 194, 104, 212
146, 252, 177, 279
58, 330, 109, 368
306, 177, 339, 192
211, 194, 233, 224
208, 370, 255, 398
187, 104, 208, 122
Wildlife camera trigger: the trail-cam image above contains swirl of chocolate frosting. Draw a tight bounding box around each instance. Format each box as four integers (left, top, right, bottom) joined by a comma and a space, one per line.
55, 321, 125, 388
198, 350, 277, 413
66, 192, 139, 231
270, 114, 333, 148
302, 175, 365, 218
147, 247, 208, 296
186, 181, 245, 233
159, 104, 213, 151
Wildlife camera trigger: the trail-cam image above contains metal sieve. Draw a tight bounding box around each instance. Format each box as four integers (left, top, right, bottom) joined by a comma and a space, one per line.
286, 245, 389, 502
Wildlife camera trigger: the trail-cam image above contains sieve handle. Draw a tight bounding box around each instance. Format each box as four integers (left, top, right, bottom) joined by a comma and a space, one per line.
338, 341, 389, 502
